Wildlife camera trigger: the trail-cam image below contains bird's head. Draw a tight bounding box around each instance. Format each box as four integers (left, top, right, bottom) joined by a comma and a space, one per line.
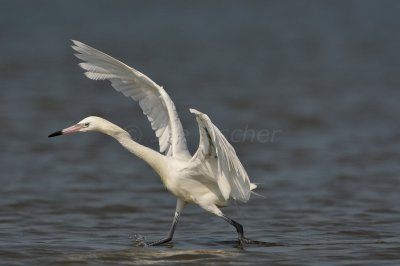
48, 116, 108, 137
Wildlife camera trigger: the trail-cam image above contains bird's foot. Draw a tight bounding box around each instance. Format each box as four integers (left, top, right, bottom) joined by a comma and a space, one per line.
130, 233, 173, 247
146, 241, 160, 246
146, 237, 172, 246
238, 236, 258, 246
238, 236, 282, 247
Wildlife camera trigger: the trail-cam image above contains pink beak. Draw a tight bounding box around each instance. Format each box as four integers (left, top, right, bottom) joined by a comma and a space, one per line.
48, 124, 84, 138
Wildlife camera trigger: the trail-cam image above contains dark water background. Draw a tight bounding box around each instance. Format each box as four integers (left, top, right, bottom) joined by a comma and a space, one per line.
1, 1, 400, 265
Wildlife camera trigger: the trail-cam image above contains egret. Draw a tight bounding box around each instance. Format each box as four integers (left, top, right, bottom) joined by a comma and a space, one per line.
49, 40, 258, 246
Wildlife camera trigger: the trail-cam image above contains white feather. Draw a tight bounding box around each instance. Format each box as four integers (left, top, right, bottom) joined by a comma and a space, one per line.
72, 40, 190, 160
57, 41, 260, 245
190, 108, 256, 202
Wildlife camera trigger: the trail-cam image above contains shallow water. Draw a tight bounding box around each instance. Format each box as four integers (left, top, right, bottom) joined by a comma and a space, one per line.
1, 1, 400, 265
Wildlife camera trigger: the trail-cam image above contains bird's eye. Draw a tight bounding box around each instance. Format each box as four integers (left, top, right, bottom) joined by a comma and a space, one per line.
84, 122, 90, 127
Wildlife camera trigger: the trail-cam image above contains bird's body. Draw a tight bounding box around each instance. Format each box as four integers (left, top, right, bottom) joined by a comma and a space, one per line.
49, 41, 259, 246
116, 125, 228, 208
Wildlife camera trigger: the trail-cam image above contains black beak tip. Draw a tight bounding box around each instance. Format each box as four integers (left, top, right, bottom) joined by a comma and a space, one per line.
48, 130, 63, 138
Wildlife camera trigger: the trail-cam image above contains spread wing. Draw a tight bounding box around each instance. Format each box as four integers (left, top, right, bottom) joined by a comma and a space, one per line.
72, 40, 190, 159
190, 108, 255, 202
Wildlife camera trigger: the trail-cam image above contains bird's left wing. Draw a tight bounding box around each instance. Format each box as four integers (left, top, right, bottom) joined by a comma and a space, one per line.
71, 40, 190, 159
190, 108, 255, 202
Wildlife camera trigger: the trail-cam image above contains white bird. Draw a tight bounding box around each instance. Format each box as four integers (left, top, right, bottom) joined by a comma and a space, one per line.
49, 40, 258, 246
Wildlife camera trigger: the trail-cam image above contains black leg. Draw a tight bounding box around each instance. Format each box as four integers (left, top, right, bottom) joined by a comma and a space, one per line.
147, 199, 185, 246
221, 215, 258, 246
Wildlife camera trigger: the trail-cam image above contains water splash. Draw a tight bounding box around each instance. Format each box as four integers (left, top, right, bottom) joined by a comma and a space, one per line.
129, 234, 148, 247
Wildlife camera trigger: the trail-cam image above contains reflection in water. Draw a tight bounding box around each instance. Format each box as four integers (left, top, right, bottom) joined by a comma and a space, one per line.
66, 248, 240, 265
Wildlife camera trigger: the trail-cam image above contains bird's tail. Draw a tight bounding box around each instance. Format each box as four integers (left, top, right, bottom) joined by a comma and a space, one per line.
250, 183, 266, 198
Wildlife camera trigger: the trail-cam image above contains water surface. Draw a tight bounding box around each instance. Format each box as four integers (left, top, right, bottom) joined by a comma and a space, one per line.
1, 1, 400, 265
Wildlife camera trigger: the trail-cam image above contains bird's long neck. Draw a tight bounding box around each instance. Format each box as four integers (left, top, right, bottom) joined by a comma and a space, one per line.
99, 120, 166, 175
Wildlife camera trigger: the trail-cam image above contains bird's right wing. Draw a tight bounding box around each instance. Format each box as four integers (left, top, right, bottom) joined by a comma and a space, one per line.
72, 40, 190, 159
190, 108, 255, 202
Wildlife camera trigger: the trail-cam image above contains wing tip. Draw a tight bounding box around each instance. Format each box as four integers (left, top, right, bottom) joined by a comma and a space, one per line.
190, 108, 209, 120
71, 39, 82, 50
189, 108, 200, 115
71, 39, 87, 47
71, 40, 95, 55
